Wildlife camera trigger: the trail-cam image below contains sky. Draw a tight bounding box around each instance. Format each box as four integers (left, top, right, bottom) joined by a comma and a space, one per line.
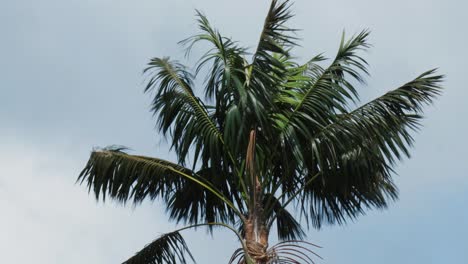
1, 0, 467, 263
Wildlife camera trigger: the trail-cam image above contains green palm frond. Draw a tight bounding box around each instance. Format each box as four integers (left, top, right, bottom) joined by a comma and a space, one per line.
313, 69, 443, 165
78, 147, 241, 220
253, 0, 296, 60
78, 146, 191, 203
182, 11, 247, 101
275, 30, 370, 138
268, 31, 370, 197
167, 167, 245, 228
144, 57, 223, 169
180, 11, 249, 156
123, 231, 195, 264
246, 0, 297, 132
263, 194, 305, 241
296, 69, 443, 227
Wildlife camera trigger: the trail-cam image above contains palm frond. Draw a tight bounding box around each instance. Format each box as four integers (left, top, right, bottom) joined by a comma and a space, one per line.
263, 194, 305, 241
268, 31, 370, 195
276, 30, 371, 136
253, 0, 296, 60
78, 147, 240, 220
166, 167, 244, 228
78, 147, 191, 203
181, 11, 247, 100
296, 69, 443, 227
123, 231, 195, 264
314, 69, 443, 165
144, 57, 223, 169
245, 0, 297, 133
179, 11, 249, 156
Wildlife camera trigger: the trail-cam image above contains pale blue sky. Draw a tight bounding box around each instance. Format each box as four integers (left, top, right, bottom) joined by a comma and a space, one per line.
1, 0, 467, 263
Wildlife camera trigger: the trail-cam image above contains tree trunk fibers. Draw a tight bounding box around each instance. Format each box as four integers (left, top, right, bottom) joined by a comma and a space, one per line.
244, 217, 269, 263
245, 129, 269, 263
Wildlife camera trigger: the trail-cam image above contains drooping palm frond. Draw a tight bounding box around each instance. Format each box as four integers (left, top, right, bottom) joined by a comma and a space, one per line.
263, 193, 305, 241
123, 231, 195, 264
78, 146, 242, 224
78, 146, 191, 203
166, 167, 245, 228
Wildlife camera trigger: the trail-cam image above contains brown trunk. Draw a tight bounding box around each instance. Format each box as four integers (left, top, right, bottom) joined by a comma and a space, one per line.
244, 216, 269, 263
244, 175, 269, 263
244, 129, 269, 263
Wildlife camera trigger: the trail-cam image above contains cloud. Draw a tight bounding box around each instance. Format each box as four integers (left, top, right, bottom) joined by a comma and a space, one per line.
0, 135, 173, 263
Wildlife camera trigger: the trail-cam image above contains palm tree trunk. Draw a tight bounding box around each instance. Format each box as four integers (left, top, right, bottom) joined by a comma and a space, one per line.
244, 177, 269, 263
244, 216, 269, 263
244, 129, 269, 263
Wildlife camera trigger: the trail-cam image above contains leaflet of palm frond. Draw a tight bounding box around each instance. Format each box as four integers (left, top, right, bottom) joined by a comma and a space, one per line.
277, 70, 443, 228
269, 31, 371, 197
247, 0, 297, 133
179, 11, 251, 159
122, 231, 195, 264
78, 147, 241, 222
78, 147, 192, 203
166, 167, 244, 230
144, 57, 223, 170
263, 193, 305, 240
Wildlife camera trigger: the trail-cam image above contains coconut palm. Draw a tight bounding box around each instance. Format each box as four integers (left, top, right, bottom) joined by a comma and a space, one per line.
78, 0, 443, 263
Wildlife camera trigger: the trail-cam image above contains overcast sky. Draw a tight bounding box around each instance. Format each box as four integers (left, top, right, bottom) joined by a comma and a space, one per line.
1, 0, 467, 263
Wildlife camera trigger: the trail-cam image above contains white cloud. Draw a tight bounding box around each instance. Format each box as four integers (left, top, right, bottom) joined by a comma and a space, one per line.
0, 136, 172, 263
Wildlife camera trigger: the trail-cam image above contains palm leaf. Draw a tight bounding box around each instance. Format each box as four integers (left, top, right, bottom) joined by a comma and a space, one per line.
246, 0, 297, 133
181, 11, 247, 101
78, 146, 190, 203
123, 231, 195, 264
264, 194, 305, 241
296, 69, 443, 227
268, 31, 370, 197
166, 167, 244, 228
276, 30, 371, 138
180, 11, 249, 157
144, 57, 223, 169
78, 147, 240, 219
253, 0, 296, 60
313, 69, 443, 165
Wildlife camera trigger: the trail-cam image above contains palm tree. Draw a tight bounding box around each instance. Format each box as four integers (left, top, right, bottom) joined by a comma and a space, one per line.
78, 0, 443, 263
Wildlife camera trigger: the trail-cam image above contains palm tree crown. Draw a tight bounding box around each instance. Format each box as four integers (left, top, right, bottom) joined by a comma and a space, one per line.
78, 0, 443, 263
